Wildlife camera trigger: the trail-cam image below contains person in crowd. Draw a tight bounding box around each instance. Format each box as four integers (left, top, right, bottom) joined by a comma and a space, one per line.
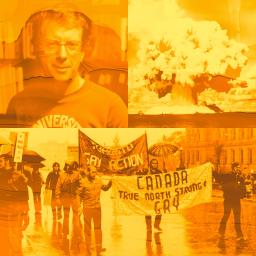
145, 159, 163, 233
79, 165, 112, 256
55, 161, 80, 243
45, 162, 62, 220
218, 162, 246, 241
27, 164, 45, 224
0, 154, 29, 256
6, 6, 127, 128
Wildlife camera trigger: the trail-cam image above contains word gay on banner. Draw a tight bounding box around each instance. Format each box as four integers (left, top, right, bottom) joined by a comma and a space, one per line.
79, 130, 149, 174
112, 163, 212, 215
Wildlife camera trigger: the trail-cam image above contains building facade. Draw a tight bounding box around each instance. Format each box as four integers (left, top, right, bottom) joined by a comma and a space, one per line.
182, 128, 256, 174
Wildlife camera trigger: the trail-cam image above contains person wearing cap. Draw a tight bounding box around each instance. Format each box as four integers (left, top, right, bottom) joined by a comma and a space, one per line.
79, 165, 112, 256
45, 162, 62, 220
218, 162, 246, 241
6, 6, 127, 128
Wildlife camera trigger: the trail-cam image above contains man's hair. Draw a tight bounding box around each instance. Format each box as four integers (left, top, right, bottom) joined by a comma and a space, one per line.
150, 158, 158, 166
52, 162, 60, 168
63, 162, 71, 172
28, 7, 92, 54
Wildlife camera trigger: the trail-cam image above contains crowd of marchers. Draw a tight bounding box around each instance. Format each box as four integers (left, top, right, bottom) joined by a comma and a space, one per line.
0, 154, 111, 256
0, 153, 249, 256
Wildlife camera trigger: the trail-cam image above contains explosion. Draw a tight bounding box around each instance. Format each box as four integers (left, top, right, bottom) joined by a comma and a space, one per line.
129, 0, 252, 114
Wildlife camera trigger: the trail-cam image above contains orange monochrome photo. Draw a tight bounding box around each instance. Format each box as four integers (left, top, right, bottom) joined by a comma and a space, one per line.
0, 1, 128, 128
0, 0, 256, 256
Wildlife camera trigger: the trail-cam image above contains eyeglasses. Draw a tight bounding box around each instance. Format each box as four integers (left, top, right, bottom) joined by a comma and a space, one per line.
43, 40, 82, 54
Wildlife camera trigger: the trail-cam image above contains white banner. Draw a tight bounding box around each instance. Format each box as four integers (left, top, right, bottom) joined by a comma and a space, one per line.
112, 163, 212, 215
14, 132, 25, 163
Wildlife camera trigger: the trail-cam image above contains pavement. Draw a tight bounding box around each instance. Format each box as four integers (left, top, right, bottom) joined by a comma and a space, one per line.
19, 189, 256, 256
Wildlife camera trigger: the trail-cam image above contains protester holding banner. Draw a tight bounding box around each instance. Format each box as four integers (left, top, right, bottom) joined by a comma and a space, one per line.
45, 162, 62, 220
0, 154, 29, 256
218, 162, 246, 242
144, 159, 163, 233
55, 161, 80, 242
79, 165, 112, 256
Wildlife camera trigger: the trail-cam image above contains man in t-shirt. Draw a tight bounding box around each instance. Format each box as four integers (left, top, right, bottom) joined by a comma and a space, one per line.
6, 7, 127, 128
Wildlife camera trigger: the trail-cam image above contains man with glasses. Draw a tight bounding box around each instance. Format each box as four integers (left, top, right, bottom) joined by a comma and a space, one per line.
7, 7, 127, 128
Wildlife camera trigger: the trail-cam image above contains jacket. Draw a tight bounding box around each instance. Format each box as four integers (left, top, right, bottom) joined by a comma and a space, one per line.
29, 171, 44, 193
79, 176, 112, 208
55, 171, 80, 199
46, 171, 60, 191
221, 172, 246, 201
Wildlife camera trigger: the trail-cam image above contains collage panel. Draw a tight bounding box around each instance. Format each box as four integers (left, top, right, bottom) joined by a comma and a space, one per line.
0, 128, 255, 255
0, 1, 255, 256
0, 0, 128, 128
128, 0, 256, 127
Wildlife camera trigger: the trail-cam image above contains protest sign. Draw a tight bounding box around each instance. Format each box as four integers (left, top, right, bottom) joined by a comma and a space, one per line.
79, 130, 149, 174
112, 163, 212, 215
13, 132, 25, 163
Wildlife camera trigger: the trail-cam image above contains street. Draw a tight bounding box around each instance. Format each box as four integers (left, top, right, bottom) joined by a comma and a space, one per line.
20, 190, 256, 256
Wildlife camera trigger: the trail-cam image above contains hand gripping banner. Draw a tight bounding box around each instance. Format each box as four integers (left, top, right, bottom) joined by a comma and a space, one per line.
79, 130, 149, 174
112, 163, 212, 215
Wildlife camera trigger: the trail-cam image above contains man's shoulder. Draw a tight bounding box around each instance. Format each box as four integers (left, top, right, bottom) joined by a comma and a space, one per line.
46, 171, 53, 177
86, 80, 122, 100
9, 78, 53, 106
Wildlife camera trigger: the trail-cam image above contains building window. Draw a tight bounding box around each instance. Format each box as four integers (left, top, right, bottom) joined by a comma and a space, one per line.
222, 150, 227, 164
196, 150, 199, 162
231, 149, 235, 162
187, 151, 190, 165
240, 149, 243, 163
240, 128, 244, 139
191, 151, 194, 165
249, 128, 253, 138
248, 148, 252, 164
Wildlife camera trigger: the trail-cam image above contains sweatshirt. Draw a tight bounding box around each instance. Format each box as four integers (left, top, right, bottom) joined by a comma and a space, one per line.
7, 77, 128, 128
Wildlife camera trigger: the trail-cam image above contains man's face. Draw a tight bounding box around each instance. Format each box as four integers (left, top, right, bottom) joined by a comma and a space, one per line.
38, 20, 84, 81
0, 157, 6, 169
150, 160, 158, 170
88, 166, 97, 179
53, 165, 60, 172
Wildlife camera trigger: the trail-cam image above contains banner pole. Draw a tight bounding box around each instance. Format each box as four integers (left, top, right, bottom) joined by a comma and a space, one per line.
145, 131, 150, 168
78, 129, 81, 167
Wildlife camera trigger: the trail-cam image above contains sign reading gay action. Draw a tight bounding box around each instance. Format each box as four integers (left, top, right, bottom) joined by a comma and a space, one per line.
79, 130, 148, 174
112, 163, 212, 215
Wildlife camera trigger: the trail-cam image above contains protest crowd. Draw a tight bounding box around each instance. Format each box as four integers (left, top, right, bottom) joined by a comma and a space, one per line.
0, 131, 252, 256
